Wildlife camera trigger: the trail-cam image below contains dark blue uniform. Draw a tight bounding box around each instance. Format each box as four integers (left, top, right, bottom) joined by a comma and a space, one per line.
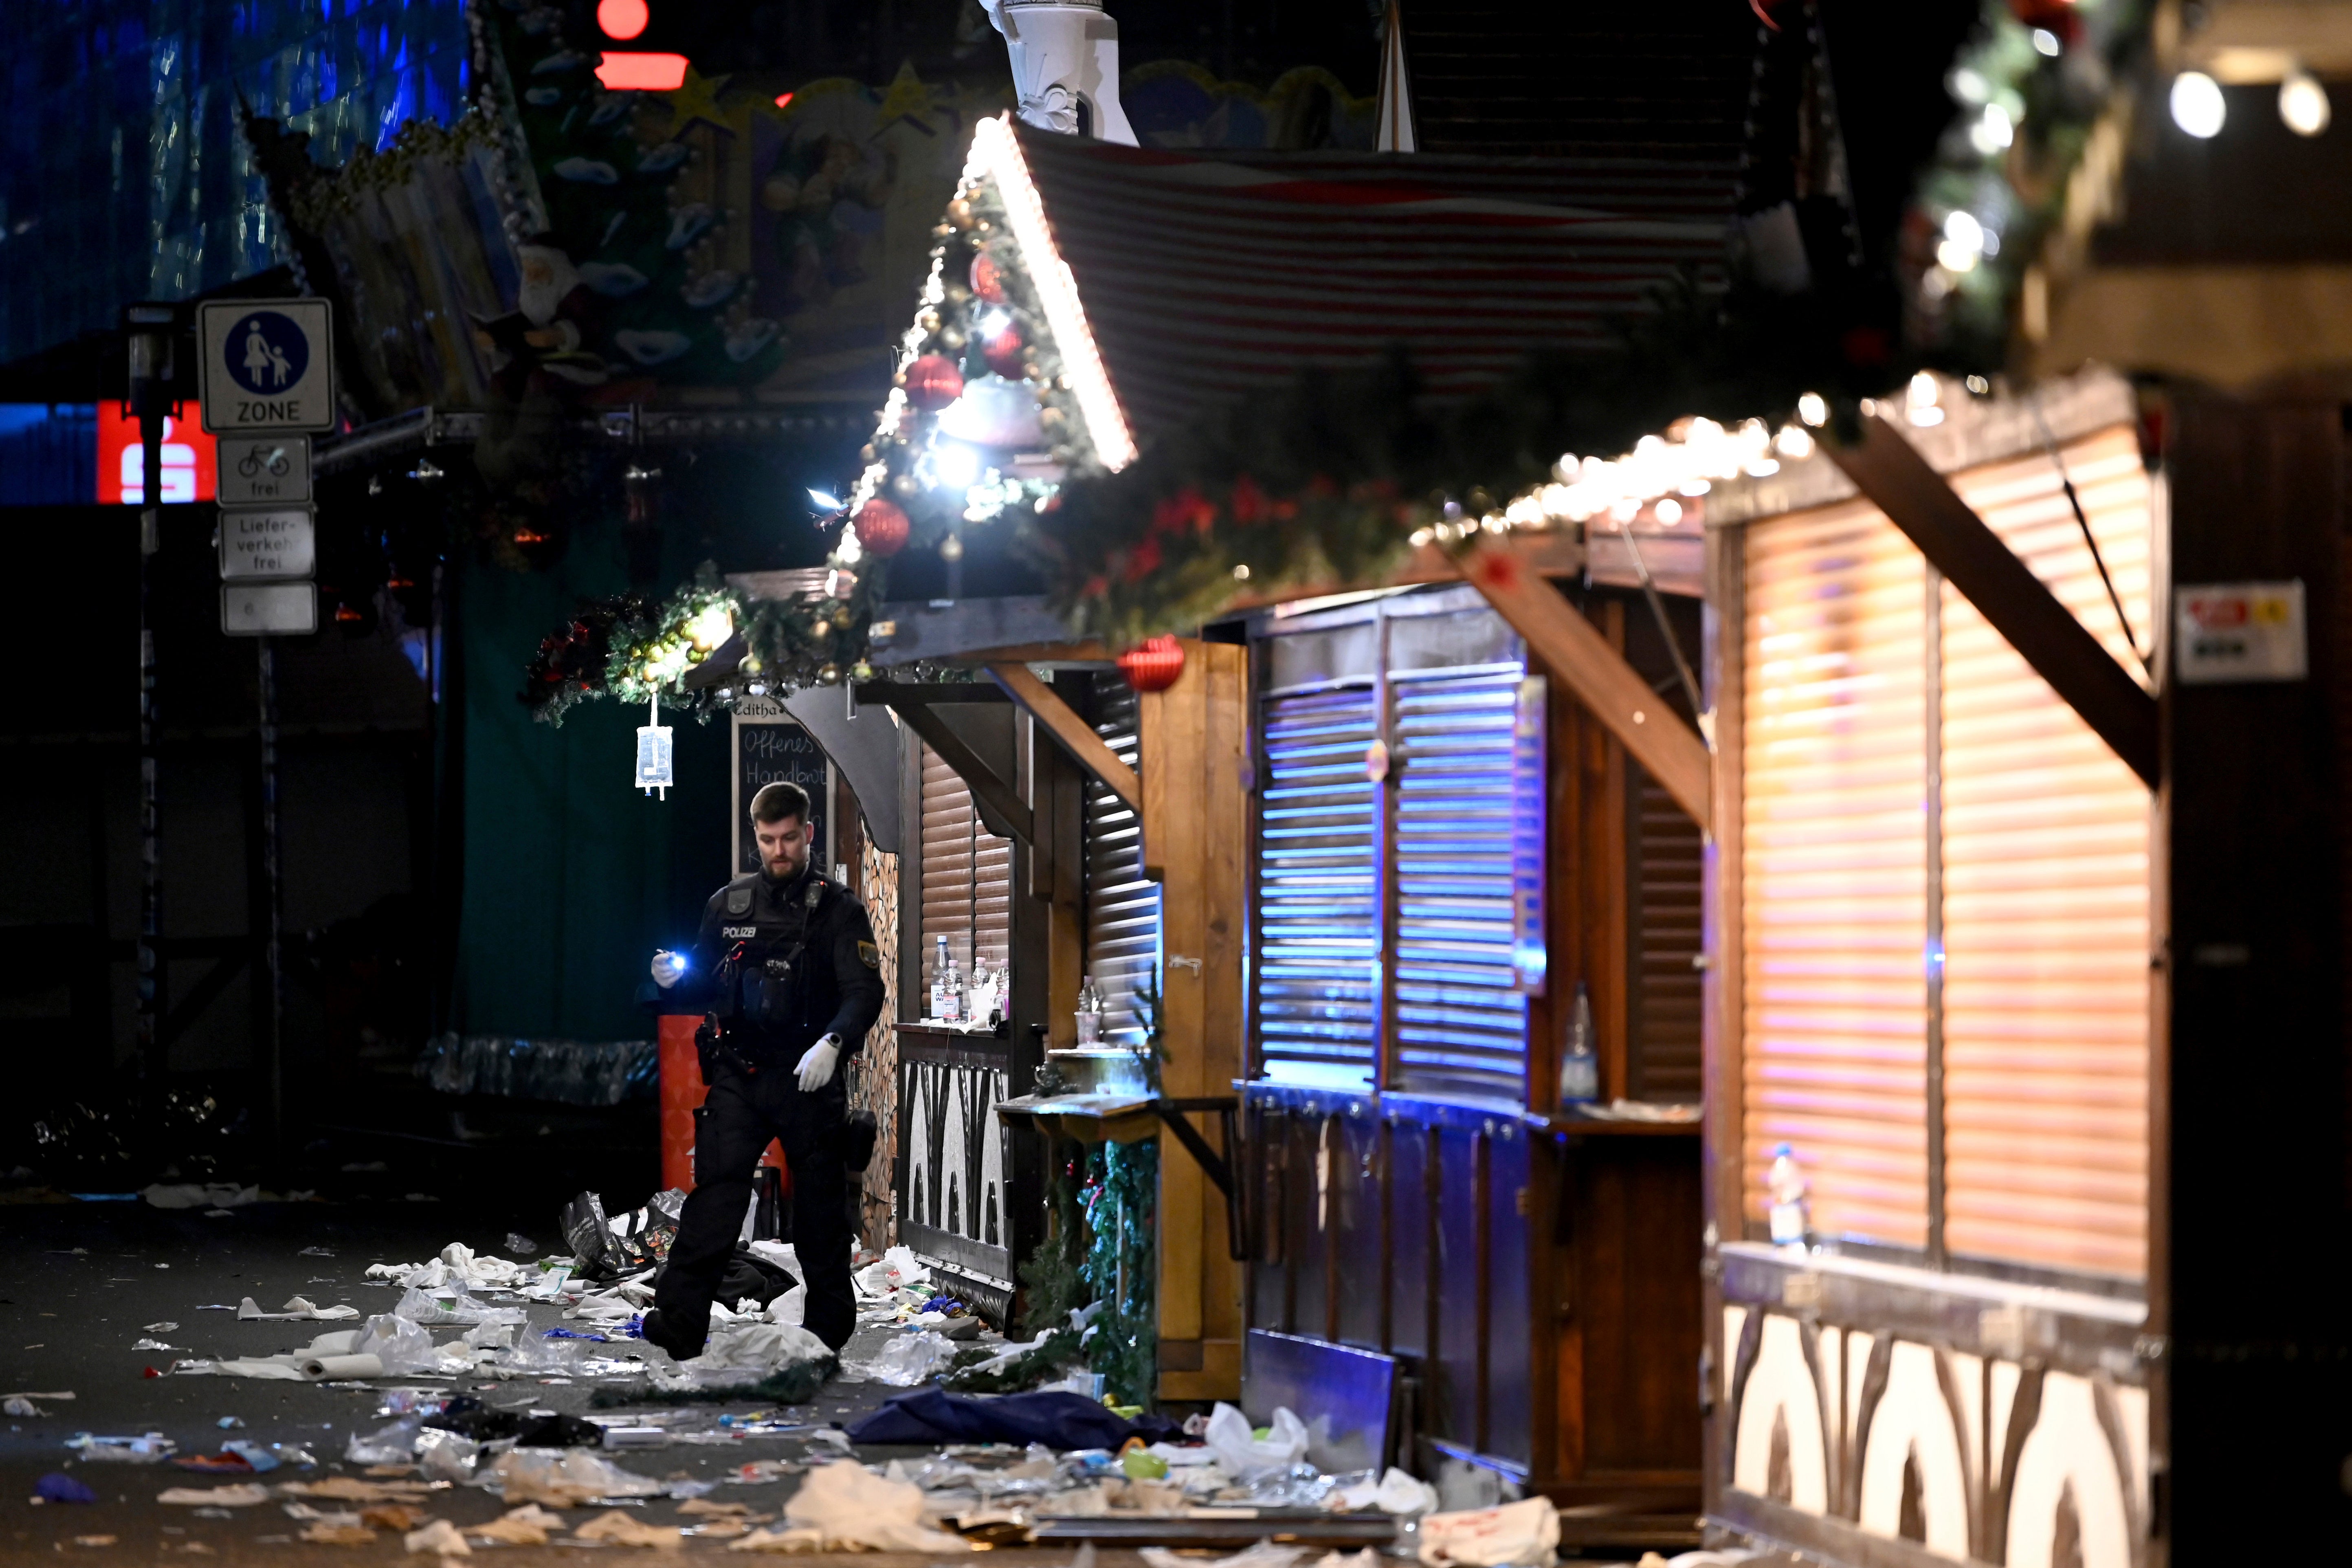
655, 865, 884, 1352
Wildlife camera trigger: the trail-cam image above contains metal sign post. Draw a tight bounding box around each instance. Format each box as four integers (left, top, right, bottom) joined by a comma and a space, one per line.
198, 299, 333, 1162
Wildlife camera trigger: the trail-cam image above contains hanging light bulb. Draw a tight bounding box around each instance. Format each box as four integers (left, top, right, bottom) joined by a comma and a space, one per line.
2171, 72, 2227, 139
2280, 70, 2332, 137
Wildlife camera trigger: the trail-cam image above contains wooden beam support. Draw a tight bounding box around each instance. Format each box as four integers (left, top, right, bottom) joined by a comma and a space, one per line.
986, 662, 1143, 813
1827, 412, 2160, 790
883, 696, 1035, 844
1460, 538, 1713, 829
950, 640, 1113, 665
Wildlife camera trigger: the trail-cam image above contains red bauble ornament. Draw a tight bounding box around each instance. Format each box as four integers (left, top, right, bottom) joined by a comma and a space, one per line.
981, 319, 1027, 378
1118, 635, 1185, 693
853, 497, 910, 558
970, 251, 1006, 304
2006, 0, 2079, 38
903, 353, 965, 411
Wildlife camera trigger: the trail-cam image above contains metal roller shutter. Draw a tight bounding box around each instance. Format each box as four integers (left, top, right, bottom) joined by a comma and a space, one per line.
1255, 683, 1382, 1086
1741, 500, 1933, 1251
1940, 429, 2152, 1279
1392, 662, 1531, 1102
919, 743, 1012, 1000
1084, 675, 1160, 1048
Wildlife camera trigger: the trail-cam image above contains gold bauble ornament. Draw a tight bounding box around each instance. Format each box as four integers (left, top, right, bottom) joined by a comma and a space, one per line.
816, 662, 842, 685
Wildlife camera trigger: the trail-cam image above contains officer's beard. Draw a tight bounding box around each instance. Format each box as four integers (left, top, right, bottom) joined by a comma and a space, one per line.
762, 846, 808, 882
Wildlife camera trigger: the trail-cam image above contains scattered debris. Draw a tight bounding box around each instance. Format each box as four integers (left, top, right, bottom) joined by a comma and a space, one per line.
35, 1472, 97, 1504
403, 1517, 471, 1556
576, 1508, 683, 1548
237, 1295, 359, 1322
486, 1448, 666, 1507
470, 1504, 569, 1546
157, 1484, 273, 1506
1414, 1498, 1561, 1568
67, 1431, 175, 1462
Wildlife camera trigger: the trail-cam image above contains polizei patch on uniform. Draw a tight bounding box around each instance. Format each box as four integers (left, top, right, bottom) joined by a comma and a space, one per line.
857, 940, 880, 969
722, 925, 758, 939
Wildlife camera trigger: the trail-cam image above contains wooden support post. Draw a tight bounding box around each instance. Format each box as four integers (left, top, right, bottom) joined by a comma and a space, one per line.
988, 661, 1143, 812
1827, 411, 2160, 789
1138, 638, 1249, 1401
1460, 538, 1713, 829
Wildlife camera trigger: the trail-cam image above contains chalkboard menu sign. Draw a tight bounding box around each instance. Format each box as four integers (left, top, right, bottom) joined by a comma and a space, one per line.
731, 700, 833, 879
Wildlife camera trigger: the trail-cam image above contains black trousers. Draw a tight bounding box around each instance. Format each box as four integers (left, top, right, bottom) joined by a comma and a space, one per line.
654, 1058, 856, 1350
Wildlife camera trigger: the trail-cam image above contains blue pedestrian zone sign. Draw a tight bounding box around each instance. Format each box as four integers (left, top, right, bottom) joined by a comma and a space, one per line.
197, 299, 334, 433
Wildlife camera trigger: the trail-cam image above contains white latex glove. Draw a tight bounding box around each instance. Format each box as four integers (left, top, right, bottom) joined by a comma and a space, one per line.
795, 1036, 841, 1092
650, 950, 686, 989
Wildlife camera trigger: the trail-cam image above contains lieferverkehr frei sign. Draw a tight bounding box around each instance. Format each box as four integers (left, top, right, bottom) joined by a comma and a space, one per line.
197, 300, 335, 434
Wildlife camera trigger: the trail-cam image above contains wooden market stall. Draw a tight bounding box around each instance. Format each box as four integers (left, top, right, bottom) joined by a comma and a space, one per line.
832, 118, 1751, 1533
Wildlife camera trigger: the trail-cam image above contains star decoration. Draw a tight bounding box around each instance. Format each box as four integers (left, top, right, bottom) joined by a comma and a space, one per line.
666, 67, 735, 136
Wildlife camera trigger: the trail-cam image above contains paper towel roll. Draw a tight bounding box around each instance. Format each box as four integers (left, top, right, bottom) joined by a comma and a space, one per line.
299, 1353, 385, 1381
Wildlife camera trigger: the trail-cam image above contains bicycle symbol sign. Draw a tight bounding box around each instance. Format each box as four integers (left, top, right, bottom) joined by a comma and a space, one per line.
198, 298, 334, 434
216, 434, 312, 506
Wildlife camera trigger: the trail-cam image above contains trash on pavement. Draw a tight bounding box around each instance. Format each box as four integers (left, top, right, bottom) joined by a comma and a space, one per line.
1139, 1544, 1307, 1568
852, 1245, 932, 1300
300, 1522, 378, 1546
35, 1472, 98, 1504
1330, 1468, 1440, 1515
726, 1459, 970, 1553
1204, 1403, 1310, 1478
281, 1477, 432, 1504
6, 1395, 52, 1414
220, 1442, 280, 1472
849, 1387, 1180, 1451
67, 1432, 176, 1462
346, 1415, 423, 1466
356, 1313, 460, 1377
403, 1517, 471, 1556
854, 1328, 959, 1386
504, 1233, 541, 1257
237, 1295, 358, 1321
485, 1449, 666, 1507
470, 1504, 569, 1546
1413, 1498, 1561, 1568
157, 1483, 273, 1506
415, 1426, 481, 1482
576, 1509, 682, 1548
394, 1286, 527, 1328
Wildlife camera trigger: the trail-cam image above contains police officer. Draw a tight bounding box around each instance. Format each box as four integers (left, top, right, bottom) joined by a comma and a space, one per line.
642, 780, 883, 1360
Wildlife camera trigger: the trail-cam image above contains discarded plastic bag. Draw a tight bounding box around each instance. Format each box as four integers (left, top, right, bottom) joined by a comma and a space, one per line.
1415, 1498, 1561, 1568
356, 1314, 452, 1377
68, 1432, 176, 1462
1205, 1402, 1310, 1478
415, 1426, 480, 1482
487, 1449, 665, 1507
852, 1245, 932, 1300
858, 1329, 957, 1387
395, 1286, 525, 1328
686, 1322, 832, 1375
1333, 1468, 1440, 1515
347, 1415, 422, 1466
238, 1295, 359, 1322
778, 1459, 968, 1551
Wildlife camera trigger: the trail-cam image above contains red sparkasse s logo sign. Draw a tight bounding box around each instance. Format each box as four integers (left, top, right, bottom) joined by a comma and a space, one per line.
97, 402, 217, 505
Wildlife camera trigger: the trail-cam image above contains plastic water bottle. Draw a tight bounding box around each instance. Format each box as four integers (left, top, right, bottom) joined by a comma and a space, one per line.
1767, 1143, 1811, 1247
930, 935, 950, 1022
1557, 981, 1598, 1106
1075, 974, 1103, 1044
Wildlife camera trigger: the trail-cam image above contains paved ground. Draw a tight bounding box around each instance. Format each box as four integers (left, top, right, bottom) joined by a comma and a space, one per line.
0, 1198, 957, 1564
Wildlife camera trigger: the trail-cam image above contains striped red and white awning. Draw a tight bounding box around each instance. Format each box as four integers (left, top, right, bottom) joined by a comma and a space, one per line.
1003, 122, 1738, 454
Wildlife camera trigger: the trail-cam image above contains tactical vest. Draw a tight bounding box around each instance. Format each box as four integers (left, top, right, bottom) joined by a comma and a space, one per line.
710, 873, 829, 1034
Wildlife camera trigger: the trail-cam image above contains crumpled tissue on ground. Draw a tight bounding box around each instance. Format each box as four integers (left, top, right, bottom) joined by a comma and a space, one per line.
1330, 1467, 1441, 1515
853, 1329, 958, 1387
1414, 1497, 1561, 1568
1204, 1402, 1310, 1478
576, 1508, 683, 1547
368, 1243, 536, 1293
237, 1295, 358, 1321
722, 1460, 967, 1553
404, 1517, 471, 1555
469, 1504, 570, 1546
486, 1449, 666, 1507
